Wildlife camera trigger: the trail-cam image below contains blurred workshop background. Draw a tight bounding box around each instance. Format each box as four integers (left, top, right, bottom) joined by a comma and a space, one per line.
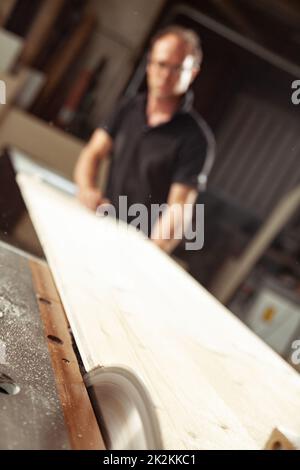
0, 0, 300, 371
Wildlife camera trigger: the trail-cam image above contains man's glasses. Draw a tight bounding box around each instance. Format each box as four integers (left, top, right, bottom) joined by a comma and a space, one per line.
148, 60, 194, 75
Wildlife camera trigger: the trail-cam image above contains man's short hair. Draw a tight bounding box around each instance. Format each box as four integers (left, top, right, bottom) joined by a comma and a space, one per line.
150, 25, 203, 68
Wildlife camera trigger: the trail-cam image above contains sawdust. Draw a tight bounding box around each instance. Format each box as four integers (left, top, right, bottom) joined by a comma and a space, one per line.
0, 292, 27, 318
0, 245, 70, 449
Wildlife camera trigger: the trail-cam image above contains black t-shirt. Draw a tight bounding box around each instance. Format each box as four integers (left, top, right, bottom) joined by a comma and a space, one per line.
101, 91, 210, 232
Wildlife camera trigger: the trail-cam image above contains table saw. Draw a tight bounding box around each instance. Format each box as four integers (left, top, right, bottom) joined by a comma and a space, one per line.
1, 149, 300, 450
0, 239, 164, 450
0, 241, 102, 449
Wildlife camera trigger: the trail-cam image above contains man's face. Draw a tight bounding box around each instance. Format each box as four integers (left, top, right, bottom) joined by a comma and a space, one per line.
147, 34, 199, 99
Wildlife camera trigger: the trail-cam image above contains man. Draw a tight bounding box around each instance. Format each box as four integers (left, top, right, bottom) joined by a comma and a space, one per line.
74, 25, 213, 253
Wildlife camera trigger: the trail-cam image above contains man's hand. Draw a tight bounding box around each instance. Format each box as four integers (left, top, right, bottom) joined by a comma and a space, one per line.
74, 129, 113, 209
151, 183, 198, 253
77, 186, 110, 211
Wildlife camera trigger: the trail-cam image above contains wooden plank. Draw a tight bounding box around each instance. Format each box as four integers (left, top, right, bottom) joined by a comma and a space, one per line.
29, 258, 105, 450
0, 69, 29, 122
0, 108, 107, 189
264, 427, 300, 450
0, 28, 23, 72
0, 108, 83, 179
30, 257, 62, 303
0, 0, 17, 27
34, 12, 96, 112
18, 174, 300, 450
19, 0, 65, 66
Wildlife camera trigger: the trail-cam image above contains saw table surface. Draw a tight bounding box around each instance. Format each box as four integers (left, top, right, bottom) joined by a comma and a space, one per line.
0, 241, 104, 450
0, 242, 69, 449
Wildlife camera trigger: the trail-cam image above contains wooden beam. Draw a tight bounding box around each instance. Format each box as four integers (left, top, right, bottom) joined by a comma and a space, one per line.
30, 258, 105, 450
209, 0, 262, 40
33, 11, 96, 113
0, 0, 17, 27
19, 0, 66, 66
0, 69, 29, 123
0, 108, 83, 178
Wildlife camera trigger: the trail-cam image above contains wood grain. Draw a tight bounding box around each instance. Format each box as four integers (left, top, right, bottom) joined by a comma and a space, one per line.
18, 174, 300, 450
30, 258, 105, 450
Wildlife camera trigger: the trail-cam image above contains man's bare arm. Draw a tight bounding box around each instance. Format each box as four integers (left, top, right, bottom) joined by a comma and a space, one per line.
151, 183, 198, 253
74, 129, 113, 210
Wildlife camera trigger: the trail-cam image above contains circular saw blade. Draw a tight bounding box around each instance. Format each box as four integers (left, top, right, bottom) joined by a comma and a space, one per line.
85, 366, 163, 450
